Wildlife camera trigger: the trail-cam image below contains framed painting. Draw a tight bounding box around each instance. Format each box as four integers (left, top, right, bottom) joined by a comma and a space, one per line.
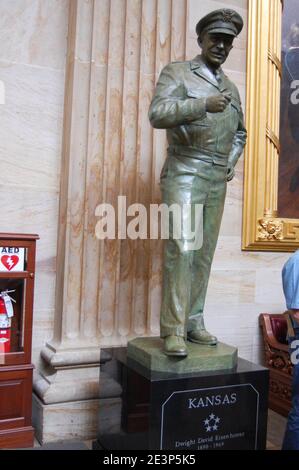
243, 0, 299, 251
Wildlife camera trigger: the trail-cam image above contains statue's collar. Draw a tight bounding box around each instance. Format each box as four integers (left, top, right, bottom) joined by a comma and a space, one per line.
190, 55, 225, 88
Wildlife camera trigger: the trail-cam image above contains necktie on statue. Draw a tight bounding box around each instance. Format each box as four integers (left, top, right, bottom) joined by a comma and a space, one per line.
214, 70, 221, 83
215, 70, 225, 92
215, 70, 229, 95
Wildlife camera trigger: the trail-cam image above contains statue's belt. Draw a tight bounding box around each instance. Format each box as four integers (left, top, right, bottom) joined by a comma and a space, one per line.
167, 145, 229, 166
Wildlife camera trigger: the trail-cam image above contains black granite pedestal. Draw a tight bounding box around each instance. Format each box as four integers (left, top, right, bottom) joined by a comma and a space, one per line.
94, 348, 269, 451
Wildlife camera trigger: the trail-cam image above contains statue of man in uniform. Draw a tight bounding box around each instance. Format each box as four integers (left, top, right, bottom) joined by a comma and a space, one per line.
149, 9, 247, 357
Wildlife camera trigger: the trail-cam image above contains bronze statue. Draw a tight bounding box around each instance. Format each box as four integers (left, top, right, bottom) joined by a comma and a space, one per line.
149, 9, 247, 357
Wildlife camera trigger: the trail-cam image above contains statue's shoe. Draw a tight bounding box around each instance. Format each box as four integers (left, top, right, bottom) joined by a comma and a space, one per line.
187, 329, 218, 346
163, 335, 188, 357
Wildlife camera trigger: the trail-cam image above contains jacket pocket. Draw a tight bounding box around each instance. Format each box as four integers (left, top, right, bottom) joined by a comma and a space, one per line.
186, 88, 202, 99
186, 88, 211, 127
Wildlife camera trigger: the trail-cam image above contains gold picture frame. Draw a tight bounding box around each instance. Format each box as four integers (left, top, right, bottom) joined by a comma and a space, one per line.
242, 0, 299, 252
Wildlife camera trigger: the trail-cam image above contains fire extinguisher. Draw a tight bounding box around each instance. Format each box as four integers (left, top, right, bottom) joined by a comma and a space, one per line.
0, 290, 15, 354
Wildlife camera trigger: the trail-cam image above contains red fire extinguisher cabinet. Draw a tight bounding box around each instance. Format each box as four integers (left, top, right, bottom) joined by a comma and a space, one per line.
0, 233, 39, 449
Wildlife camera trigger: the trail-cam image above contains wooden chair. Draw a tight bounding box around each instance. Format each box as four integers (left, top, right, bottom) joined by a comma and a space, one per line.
259, 313, 292, 417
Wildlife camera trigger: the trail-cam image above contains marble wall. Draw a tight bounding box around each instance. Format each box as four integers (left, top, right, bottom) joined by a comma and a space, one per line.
0, 0, 291, 375
0, 0, 69, 366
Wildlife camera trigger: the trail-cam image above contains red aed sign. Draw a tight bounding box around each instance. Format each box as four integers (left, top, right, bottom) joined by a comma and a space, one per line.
0, 247, 25, 272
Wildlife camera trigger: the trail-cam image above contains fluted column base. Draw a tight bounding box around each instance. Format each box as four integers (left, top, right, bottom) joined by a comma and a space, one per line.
32, 342, 122, 443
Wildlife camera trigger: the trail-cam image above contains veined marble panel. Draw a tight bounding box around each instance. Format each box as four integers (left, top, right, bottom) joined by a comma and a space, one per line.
0, 62, 65, 190
0, 186, 59, 234
206, 270, 256, 304
219, 197, 243, 237
0, 183, 60, 358
189, 0, 247, 24
32, 310, 55, 366
32, 395, 100, 443
255, 269, 286, 305
205, 302, 285, 363
0, 4, 67, 372
213, 236, 290, 270
0, 0, 68, 70
34, 272, 56, 311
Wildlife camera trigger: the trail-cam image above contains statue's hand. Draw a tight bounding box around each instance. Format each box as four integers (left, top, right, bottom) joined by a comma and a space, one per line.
206, 93, 231, 113
227, 163, 235, 182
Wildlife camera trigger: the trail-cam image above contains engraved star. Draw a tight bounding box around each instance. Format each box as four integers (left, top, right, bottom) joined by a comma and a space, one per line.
215, 417, 220, 424
209, 413, 215, 419
206, 426, 211, 432
204, 419, 209, 425
213, 425, 218, 431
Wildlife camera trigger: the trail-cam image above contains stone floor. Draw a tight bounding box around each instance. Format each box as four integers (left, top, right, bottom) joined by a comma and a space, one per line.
33, 438, 92, 450
266, 410, 287, 450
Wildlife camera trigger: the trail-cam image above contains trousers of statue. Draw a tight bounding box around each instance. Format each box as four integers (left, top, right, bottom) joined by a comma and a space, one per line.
160, 153, 227, 338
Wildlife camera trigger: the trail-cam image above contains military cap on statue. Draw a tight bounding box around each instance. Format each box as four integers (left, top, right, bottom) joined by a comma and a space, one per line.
196, 9, 244, 38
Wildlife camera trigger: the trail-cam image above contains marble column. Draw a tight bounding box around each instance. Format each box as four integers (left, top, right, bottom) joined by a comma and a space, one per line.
32, 0, 120, 443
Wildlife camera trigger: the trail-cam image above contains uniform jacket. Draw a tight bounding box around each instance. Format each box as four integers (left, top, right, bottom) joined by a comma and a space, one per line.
149, 55, 247, 167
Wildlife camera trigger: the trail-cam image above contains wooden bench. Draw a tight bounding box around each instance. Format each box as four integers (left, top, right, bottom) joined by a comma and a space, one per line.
259, 313, 292, 417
